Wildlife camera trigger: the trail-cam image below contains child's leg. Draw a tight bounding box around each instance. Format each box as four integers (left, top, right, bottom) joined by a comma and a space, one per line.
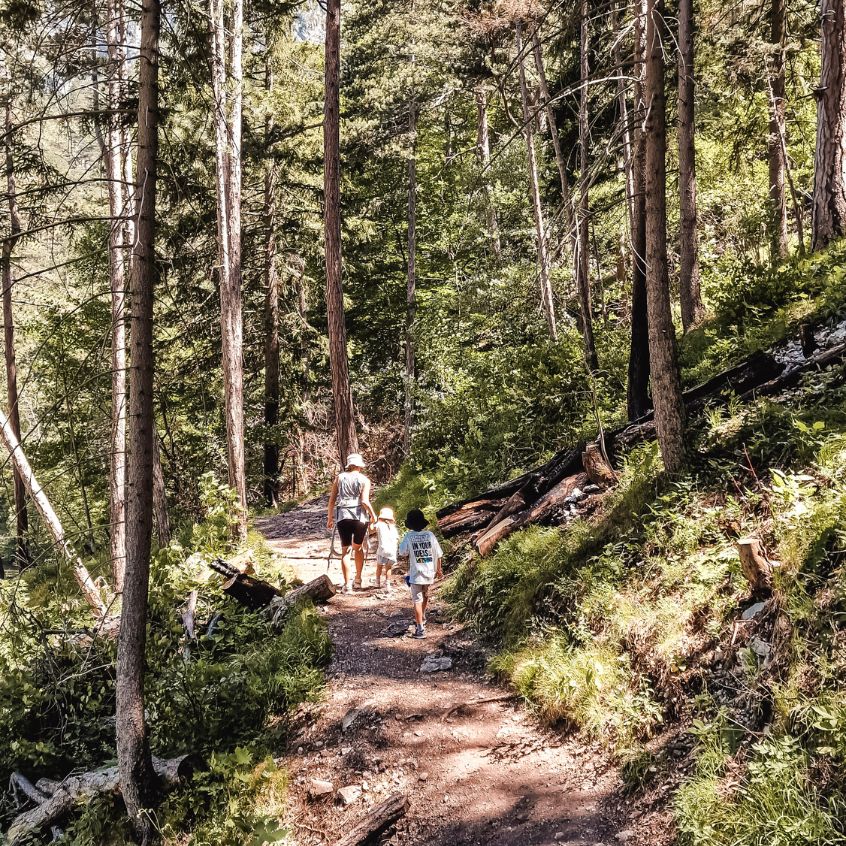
421, 585, 430, 622
375, 562, 383, 587
384, 563, 393, 593
411, 584, 425, 625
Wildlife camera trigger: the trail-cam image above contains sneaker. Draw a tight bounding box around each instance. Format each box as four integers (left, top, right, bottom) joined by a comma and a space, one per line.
412, 625, 426, 639
341, 583, 352, 595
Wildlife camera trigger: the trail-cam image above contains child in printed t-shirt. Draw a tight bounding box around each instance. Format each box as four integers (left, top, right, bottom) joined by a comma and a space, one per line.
398, 508, 443, 639
374, 507, 399, 592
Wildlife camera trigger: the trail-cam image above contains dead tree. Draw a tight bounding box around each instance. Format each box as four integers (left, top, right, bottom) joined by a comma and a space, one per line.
1, 100, 28, 566
677, 0, 704, 330
0, 407, 108, 615
812, 0, 846, 250
116, 0, 161, 835
210, 0, 248, 539
644, 0, 686, 473
324, 0, 359, 464
516, 19, 557, 340
263, 55, 280, 508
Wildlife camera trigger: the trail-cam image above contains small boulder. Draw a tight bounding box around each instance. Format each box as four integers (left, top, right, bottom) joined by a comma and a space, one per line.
336, 785, 362, 805
750, 638, 771, 658
307, 778, 334, 799
342, 707, 363, 732
420, 654, 453, 673
742, 601, 767, 621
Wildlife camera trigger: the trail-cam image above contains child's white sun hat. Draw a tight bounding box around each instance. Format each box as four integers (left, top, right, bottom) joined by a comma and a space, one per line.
378, 507, 395, 522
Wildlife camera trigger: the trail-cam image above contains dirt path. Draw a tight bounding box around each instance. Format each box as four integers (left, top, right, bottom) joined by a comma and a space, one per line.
256, 498, 622, 846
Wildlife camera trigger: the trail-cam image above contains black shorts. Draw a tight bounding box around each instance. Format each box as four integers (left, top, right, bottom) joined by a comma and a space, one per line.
337, 518, 367, 546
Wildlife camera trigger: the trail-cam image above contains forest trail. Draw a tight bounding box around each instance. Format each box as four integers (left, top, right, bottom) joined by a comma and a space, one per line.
256, 498, 622, 846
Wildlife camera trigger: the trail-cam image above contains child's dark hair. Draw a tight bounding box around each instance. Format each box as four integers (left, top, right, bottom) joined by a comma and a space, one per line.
405, 508, 428, 531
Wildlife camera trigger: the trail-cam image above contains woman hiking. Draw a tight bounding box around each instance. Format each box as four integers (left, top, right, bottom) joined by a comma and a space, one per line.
327, 453, 377, 593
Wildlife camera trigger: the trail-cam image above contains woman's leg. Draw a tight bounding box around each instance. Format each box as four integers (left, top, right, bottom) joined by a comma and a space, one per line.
340, 545, 351, 590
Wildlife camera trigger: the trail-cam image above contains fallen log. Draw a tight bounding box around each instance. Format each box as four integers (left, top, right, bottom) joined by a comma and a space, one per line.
439, 326, 846, 555
9, 773, 49, 806
332, 793, 409, 846
6, 755, 203, 846
475, 473, 588, 556
267, 574, 336, 626
0, 407, 111, 620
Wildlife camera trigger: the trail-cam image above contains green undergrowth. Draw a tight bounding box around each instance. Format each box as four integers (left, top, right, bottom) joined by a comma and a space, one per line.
0, 472, 331, 845
443, 361, 846, 844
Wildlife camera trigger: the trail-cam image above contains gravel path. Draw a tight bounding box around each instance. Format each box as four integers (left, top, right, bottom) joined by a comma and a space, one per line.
255, 497, 621, 846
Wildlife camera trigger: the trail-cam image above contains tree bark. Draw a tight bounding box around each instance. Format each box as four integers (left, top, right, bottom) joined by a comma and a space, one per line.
404, 98, 417, 453
475, 87, 502, 260
627, 0, 651, 421
576, 0, 598, 369
104, 0, 127, 590
2, 100, 28, 566
677, 0, 704, 331
644, 0, 686, 473
333, 794, 410, 846
263, 58, 280, 508
210, 0, 248, 540
532, 29, 575, 250
324, 0, 359, 465
116, 0, 160, 834
516, 20, 557, 340
0, 407, 107, 616
812, 0, 846, 251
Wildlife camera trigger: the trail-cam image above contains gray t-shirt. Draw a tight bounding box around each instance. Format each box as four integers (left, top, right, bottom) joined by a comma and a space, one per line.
335, 471, 367, 522
399, 530, 443, 584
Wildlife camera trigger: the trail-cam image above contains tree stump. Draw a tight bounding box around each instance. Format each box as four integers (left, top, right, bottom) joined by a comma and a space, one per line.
738, 537, 773, 597
581, 442, 617, 488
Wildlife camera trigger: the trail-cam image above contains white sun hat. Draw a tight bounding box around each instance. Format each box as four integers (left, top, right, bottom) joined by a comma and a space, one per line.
346, 452, 366, 469
378, 507, 395, 522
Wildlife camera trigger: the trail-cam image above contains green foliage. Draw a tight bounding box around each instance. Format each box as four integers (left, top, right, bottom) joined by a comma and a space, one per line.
0, 495, 330, 839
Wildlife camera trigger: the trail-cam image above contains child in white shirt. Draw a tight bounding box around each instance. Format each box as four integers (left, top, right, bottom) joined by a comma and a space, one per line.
398, 508, 443, 639
374, 507, 399, 592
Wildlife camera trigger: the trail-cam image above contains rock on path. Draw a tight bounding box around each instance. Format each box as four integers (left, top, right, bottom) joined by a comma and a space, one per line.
255, 496, 620, 846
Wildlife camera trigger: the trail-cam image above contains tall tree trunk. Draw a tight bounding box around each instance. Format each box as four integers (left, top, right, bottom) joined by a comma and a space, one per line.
263, 57, 280, 508
812, 0, 846, 251
210, 0, 247, 539
644, 0, 686, 472
516, 20, 557, 340
628, 0, 651, 421
2, 101, 28, 566
677, 0, 704, 331
116, 0, 159, 833
531, 28, 576, 251
404, 100, 417, 453
105, 0, 127, 590
767, 0, 789, 260
475, 87, 502, 260
324, 0, 359, 465
576, 0, 598, 369
0, 407, 107, 614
